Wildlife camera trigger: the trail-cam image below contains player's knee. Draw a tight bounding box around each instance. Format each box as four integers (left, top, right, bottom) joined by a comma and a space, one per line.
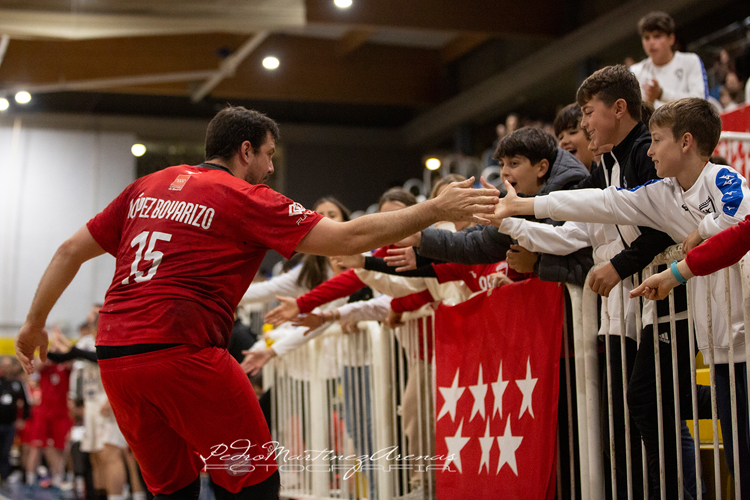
153, 477, 200, 500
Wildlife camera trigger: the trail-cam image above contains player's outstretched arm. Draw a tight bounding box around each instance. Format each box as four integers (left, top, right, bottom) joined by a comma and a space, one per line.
295, 177, 499, 257
16, 226, 105, 374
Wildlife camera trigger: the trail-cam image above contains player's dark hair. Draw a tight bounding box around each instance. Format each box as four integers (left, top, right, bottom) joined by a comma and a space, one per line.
494, 126, 558, 168
298, 197, 352, 290
205, 106, 280, 162
378, 188, 418, 210
649, 98, 722, 157
576, 65, 642, 121
638, 11, 675, 36
553, 103, 582, 137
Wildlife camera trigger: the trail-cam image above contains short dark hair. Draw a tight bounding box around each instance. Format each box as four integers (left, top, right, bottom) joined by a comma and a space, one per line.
205, 106, 280, 161
638, 11, 675, 36
576, 65, 642, 121
378, 188, 417, 210
553, 103, 582, 137
494, 126, 558, 167
649, 98, 722, 157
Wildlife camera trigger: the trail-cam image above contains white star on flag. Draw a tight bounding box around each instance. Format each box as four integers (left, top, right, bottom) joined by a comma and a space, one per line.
517, 357, 538, 419
496, 418, 523, 476
438, 369, 465, 422
491, 361, 509, 419
443, 419, 471, 473
468, 364, 488, 421
478, 420, 494, 474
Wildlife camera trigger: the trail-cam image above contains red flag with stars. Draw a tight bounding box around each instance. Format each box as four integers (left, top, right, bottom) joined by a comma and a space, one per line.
435, 277, 564, 500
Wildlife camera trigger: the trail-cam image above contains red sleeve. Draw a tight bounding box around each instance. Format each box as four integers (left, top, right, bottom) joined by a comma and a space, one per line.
240, 186, 323, 259
296, 269, 366, 313
432, 263, 463, 284
391, 289, 435, 313
86, 183, 135, 256
686, 215, 750, 276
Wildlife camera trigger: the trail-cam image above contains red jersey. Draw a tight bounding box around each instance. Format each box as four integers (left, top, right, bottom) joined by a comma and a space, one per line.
433, 261, 530, 293
36, 364, 71, 418
88, 163, 323, 348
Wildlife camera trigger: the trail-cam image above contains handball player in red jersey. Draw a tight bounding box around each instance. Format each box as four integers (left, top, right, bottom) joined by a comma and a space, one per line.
15, 107, 499, 499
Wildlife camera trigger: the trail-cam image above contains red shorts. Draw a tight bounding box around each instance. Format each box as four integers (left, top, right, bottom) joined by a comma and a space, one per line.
100, 345, 276, 495
27, 412, 73, 450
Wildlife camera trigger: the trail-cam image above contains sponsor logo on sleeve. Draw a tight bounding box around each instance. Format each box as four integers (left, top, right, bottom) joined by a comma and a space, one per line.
288, 202, 316, 225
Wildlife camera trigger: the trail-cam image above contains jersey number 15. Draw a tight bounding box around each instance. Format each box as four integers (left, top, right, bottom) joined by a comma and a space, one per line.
122, 231, 172, 285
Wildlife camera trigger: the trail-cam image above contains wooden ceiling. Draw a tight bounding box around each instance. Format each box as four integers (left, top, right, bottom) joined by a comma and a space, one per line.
0, 0, 744, 145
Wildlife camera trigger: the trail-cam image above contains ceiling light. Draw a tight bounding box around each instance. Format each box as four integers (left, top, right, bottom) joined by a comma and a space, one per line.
262, 56, 280, 70
334, 0, 353, 8
425, 158, 441, 170
0, 98, 8, 111
131, 144, 147, 157
14, 91, 31, 104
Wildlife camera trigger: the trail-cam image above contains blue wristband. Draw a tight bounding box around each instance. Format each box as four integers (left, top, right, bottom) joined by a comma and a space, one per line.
670, 260, 688, 285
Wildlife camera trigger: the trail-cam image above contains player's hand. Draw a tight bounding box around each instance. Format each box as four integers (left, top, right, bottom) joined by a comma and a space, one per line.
292, 313, 326, 335
682, 229, 703, 254
265, 296, 300, 326
630, 268, 680, 301
15, 322, 48, 374
506, 244, 538, 273
588, 262, 621, 297
433, 177, 499, 223
331, 254, 365, 270
240, 348, 276, 376
385, 309, 404, 329
385, 247, 418, 272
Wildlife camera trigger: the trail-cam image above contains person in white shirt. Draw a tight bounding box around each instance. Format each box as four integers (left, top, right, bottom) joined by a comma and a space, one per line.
630, 11, 708, 108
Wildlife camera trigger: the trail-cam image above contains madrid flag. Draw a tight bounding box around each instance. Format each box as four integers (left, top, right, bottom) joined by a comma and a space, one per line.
435, 278, 564, 500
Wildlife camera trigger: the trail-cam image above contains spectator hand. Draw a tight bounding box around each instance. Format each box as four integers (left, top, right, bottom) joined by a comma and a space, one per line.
331, 254, 365, 270
385, 246, 418, 272
506, 244, 538, 273
643, 79, 662, 103
588, 262, 621, 297
49, 327, 72, 354
487, 271, 513, 288
100, 399, 113, 417
265, 296, 300, 326
339, 320, 359, 334
292, 313, 326, 336
433, 176, 499, 223
682, 229, 703, 254
481, 180, 520, 226
15, 322, 48, 374
630, 268, 680, 301
240, 348, 276, 376
385, 310, 405, 329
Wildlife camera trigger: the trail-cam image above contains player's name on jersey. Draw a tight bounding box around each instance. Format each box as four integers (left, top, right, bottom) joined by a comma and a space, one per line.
128, 195, 215, 230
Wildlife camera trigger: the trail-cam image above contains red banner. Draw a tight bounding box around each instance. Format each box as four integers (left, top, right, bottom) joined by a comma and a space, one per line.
435, 278, 564, 500
715, 103, 750, 179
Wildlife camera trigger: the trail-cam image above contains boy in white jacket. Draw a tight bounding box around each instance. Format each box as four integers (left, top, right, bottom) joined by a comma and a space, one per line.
492, 97, 750, 494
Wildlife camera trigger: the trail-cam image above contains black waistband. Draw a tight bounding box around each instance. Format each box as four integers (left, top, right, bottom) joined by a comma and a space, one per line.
96, 343, 185, 360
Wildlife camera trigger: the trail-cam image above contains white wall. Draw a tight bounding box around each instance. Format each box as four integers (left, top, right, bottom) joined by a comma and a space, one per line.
0, 119, 135, 335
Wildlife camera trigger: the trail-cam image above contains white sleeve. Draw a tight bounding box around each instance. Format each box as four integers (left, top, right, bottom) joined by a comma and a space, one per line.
337, 295, 393, 323
698, 167, 750, 239
270, 323, 331, 357
534, 184, 670, 230
499, 218, 591, 254
241, 266, 306, 303
354, 269, 428, 297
